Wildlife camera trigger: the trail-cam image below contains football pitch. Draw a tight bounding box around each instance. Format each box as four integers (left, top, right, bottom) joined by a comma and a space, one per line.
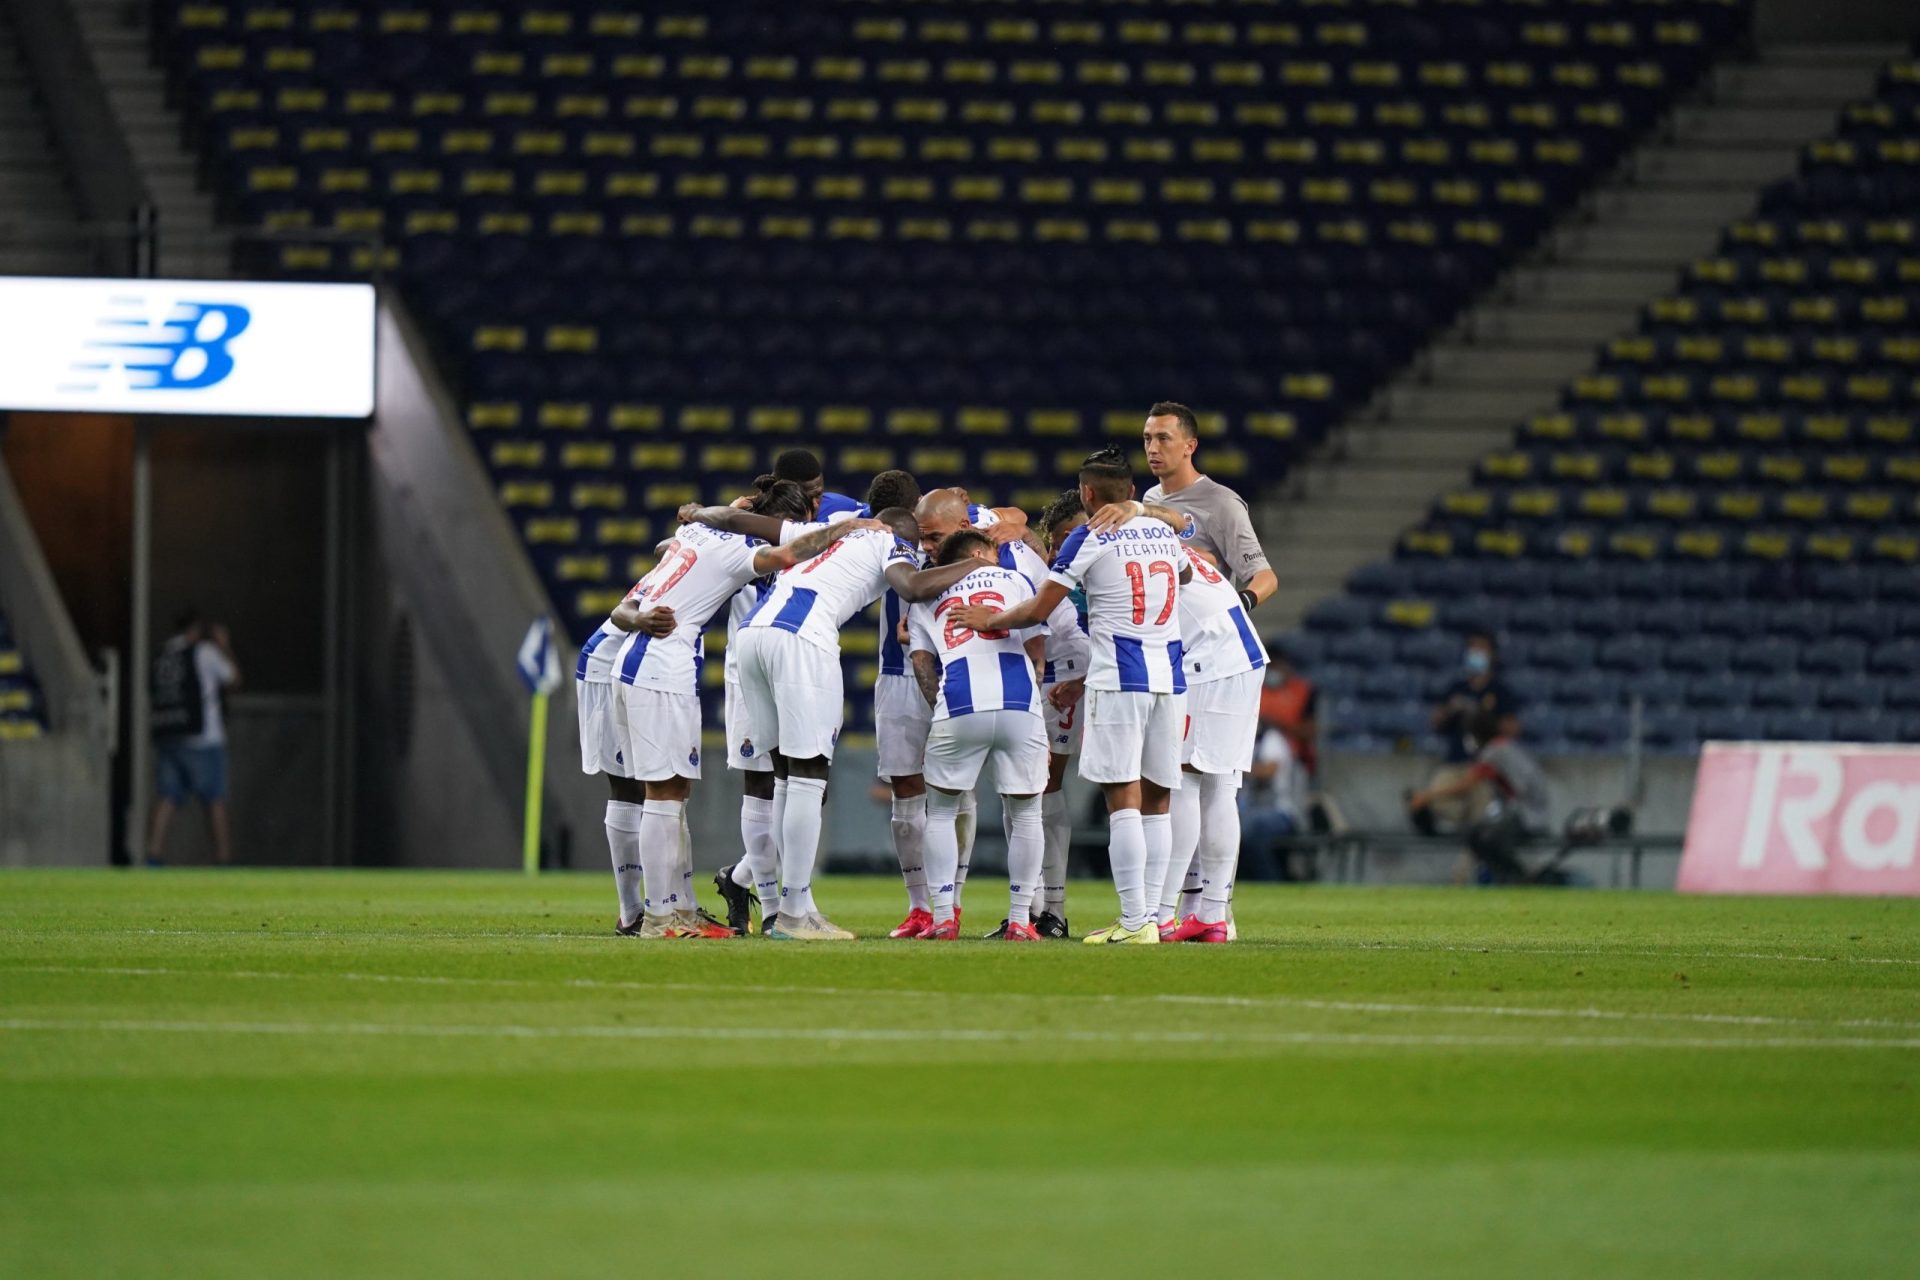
2, 871, 1915, 1278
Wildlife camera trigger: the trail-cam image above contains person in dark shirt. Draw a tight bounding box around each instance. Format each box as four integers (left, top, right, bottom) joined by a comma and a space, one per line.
1412, 631, 1520, 833
1430, 630, 1517, 762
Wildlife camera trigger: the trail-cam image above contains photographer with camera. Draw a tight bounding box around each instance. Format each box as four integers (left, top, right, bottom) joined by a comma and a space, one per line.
1417, 630, 1520, 833
1408, 707, 1548, 884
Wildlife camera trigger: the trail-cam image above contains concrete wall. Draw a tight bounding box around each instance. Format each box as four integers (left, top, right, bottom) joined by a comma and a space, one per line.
0, 449, 109, 865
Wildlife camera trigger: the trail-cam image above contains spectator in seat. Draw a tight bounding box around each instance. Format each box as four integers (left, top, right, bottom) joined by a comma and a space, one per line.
1240, 723, 1305, 881
1258, 645, 1318, 780
1408, 708, 1551, 884
1419, 630, 1519, 832
147, 609, 241, 865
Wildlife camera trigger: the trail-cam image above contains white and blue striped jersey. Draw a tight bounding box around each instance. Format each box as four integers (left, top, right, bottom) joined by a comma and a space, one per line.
740, 526, 916, 654
874, 505, 997, 677
995, 538, 1090, 686
611, 522, 765, 695
907, 565, 1046, 721
576, 578, 648, 686
1176, 546, 1268, 685
1047, 515, 1186, 695
722, 578, 770, 680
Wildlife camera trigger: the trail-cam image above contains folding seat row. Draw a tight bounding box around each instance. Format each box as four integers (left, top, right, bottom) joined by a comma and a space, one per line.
1598, 330, 1920, 368
1435, 484, 1920, 525
1641, 289, 1917, 329
1563, 367, 1920, 408
1515, 407, 1918, 447
1481, 453, 1920, 496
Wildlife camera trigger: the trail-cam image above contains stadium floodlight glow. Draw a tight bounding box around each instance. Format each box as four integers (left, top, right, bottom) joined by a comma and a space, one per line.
0, 276, 376, 418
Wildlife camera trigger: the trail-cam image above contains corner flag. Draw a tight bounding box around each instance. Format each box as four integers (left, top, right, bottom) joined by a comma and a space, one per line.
516, 618, 562, 873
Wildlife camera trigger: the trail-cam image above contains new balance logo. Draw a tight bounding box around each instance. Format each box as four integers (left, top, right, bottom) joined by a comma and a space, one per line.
64, 299, 251, 393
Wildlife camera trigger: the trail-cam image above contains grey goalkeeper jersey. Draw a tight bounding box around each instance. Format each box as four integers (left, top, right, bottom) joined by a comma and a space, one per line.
1142, 474, 1271, 591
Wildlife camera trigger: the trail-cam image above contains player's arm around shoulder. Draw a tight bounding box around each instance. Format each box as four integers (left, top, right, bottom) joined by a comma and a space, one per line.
751, 516, 884, 575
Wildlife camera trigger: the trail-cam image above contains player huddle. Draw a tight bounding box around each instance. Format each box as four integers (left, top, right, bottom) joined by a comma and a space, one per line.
575, 402, 1278, 944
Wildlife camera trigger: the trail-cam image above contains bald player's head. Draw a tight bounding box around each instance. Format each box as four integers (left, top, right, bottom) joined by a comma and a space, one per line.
913, 489, 970, 558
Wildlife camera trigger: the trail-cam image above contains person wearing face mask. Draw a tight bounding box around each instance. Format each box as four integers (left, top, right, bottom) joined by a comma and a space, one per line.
1415, 630, 1519, 834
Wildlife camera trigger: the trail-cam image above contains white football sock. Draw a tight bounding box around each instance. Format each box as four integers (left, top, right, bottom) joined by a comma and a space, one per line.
605, 800, 645, 926
1108, 808, 1148, 930
1180, 861, 1204, 921
678, 806, 696, 912
1163, 782, 1202, 924
923, 789, 963, 922
1140, 810, 1173, 931
777, 776, 827, 919
736, 795, 780, 913
1198, 772, 1242, 923
1003, 794, 1043, 925
890, 793, 930, 912
639, 799, 685, 917
953, 790, 977, 909
1038, 787, 1070, 915
768, 777, 790, 913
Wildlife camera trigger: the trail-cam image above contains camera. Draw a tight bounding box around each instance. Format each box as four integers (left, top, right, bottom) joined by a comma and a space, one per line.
1562, 806, 1633, 847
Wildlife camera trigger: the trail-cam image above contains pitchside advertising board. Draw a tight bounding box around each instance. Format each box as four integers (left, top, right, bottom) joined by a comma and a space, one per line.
0, 276, 375, 418
1679, 742, 1920, 896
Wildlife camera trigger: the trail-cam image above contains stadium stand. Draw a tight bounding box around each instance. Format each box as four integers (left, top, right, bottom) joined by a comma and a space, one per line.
1290, 52, 1920, 756
0, 609, 47, 740
149, 0, 1750, 733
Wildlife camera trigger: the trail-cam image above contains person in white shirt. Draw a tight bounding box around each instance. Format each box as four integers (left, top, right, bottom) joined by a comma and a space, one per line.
1241, 725, 1304, 882
907, 528, 1051, 940
714, 468, 929, 932
576, 574, 680, 934
879, 487, 1040, 939
1151, 545, 1268, 943
603, 487, 873, 938
952, 448, 1189, 945
147, 610, 241, 865
718, 507, 981, 941
1027, 489, 1093, 937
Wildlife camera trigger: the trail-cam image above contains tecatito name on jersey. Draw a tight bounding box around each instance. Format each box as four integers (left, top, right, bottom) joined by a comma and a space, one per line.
907, 566, 1045, 721
739, 526, 917, 652
612, 522, 765, 694
1047, 516, 1186, 694
1176, 546, 1268, 684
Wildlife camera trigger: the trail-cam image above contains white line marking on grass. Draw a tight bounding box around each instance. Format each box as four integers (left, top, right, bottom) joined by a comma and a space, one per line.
10, 965, 1920, 1034
24, 926, 1920, 968
0, 1016, 1915, 1052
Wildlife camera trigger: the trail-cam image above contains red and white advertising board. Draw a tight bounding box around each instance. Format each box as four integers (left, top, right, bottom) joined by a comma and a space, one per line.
1679, 742, 1920, 896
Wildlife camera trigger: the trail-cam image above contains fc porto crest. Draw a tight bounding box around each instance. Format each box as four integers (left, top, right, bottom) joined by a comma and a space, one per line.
1177, 513, 1199, 540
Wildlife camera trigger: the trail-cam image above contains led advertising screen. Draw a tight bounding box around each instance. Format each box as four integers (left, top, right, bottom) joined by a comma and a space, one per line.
0, 276, 376, 418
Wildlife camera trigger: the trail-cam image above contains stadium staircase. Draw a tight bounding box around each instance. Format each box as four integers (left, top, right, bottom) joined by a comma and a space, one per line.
64, 0, 233, 274
1266, 44, 1892, 624
0, 9, 91, 274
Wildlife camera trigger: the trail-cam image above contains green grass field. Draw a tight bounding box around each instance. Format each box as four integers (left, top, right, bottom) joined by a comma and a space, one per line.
2, 870, 1916, 1278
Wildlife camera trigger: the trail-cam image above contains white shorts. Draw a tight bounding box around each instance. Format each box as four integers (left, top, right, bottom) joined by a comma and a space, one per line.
1181, 669, 1262, 777
1042, 682, 1083, 757
1079, 688, 1186, 790
733, 628, 843, 762
618, 684, 703, 781
724, 676, 771, 773
874, 673, 933, 780
924, 709, 1049, 795
576, 679, 631, 777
